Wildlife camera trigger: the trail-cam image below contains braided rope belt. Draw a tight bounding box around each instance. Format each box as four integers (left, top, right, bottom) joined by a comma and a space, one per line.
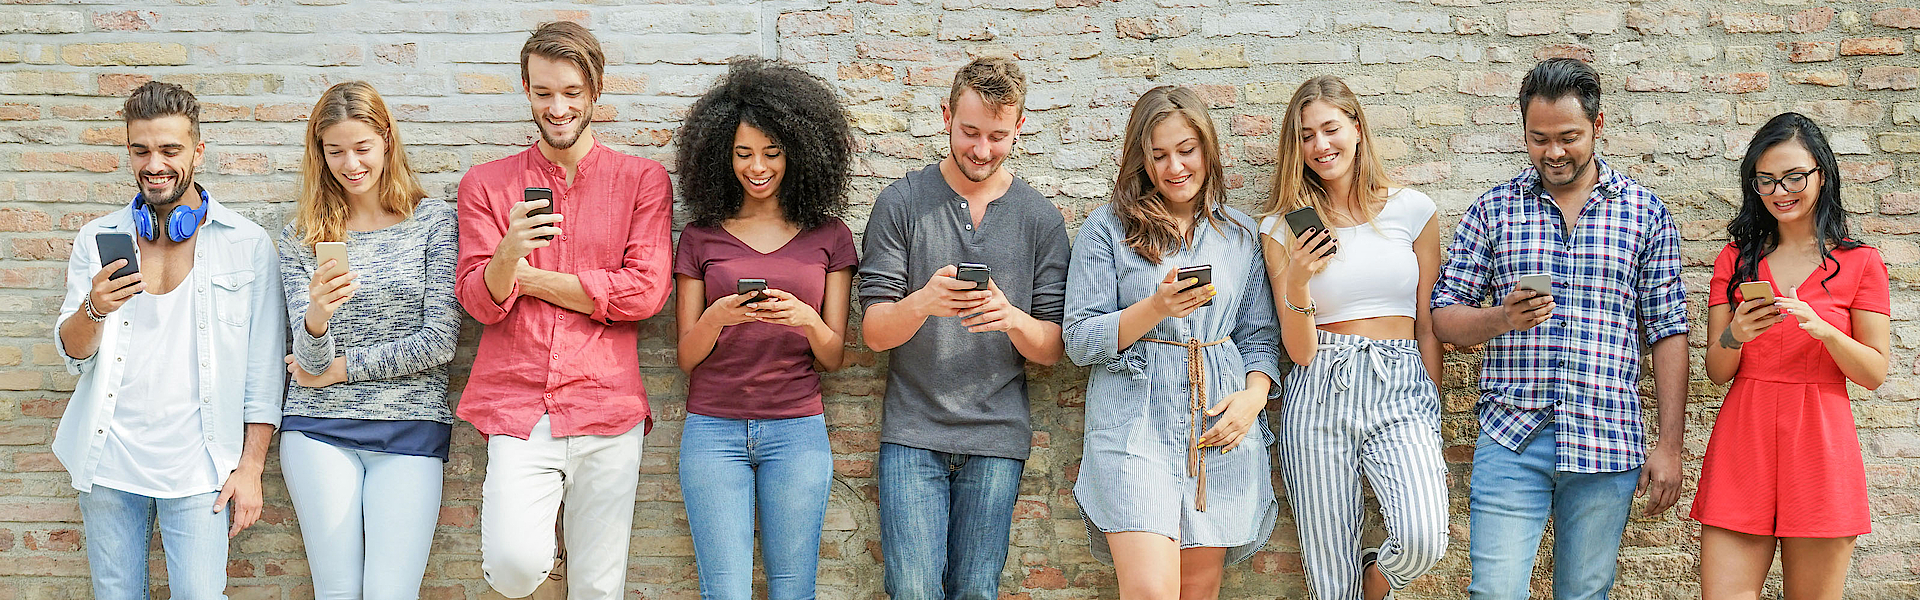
1138, 336, 1229, 512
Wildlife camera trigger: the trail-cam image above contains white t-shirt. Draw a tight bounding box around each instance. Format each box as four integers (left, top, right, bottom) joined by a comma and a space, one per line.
90, 283, 218, 498
1259, 188, 1438, 325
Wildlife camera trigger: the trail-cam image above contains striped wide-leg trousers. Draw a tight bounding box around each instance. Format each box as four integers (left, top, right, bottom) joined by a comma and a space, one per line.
1278, 330, 1450, 599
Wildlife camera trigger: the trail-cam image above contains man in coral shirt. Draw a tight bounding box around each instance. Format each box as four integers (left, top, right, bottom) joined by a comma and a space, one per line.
454, 22, 672, 600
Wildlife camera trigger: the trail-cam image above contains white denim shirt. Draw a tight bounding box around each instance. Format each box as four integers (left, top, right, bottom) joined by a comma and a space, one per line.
52, 194, 286, 493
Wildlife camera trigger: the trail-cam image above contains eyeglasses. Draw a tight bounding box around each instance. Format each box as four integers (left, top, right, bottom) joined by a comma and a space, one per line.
1750, 168, 1819, 195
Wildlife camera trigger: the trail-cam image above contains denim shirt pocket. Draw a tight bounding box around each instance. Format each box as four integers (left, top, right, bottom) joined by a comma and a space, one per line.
211, 270, 255, 326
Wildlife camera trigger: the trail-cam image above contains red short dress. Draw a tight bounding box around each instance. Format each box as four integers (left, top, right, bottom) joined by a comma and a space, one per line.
1690, 243, 1888, 538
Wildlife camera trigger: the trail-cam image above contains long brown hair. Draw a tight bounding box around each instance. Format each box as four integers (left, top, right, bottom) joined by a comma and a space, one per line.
295, 82, 427, 246
1110, 86, 1232, 263
1261, 76, 1396, 225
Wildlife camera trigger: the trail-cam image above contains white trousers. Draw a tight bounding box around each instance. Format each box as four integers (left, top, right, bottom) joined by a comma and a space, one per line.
480, 415, 644, 600
281, 431, 444, 600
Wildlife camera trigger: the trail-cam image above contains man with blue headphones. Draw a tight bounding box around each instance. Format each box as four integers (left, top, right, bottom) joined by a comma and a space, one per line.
53, 81, 287, 600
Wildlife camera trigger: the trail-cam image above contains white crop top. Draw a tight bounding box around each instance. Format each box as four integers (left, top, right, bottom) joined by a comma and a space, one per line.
1259, 188, 1437, 325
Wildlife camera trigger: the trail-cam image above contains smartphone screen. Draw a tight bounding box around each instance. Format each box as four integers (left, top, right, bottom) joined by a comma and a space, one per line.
524, 187, 555, 241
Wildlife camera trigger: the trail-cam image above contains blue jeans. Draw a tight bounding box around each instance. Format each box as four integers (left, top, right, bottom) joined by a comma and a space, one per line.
878, 443, 1024, 600
679, 414, 832, 600
78, 486, 229, 600
1469, 421, 1640, 600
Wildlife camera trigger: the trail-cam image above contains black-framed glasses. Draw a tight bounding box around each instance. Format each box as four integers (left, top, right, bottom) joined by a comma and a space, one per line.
1750, 168, 1819, 195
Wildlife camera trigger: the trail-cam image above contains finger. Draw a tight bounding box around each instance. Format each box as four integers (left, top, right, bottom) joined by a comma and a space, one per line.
935, 264, 958, 279
1634, 470, 1649, 498
1220, 431, 1246, 454
214, 487, 231, 513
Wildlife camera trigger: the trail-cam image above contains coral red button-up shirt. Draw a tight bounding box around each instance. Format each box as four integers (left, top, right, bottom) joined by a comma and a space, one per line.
455, 143, 671, 439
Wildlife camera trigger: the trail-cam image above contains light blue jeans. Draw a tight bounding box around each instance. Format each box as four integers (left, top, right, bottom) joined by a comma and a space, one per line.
877, 443, 1024, 600
1468, 421, 1641, 600
678, 414, 832, 600
78, 486, 229, 600
281, 431, 443, 600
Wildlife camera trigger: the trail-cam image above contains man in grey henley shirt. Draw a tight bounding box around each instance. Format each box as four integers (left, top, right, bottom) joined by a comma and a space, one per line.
856, 57, 1071, 600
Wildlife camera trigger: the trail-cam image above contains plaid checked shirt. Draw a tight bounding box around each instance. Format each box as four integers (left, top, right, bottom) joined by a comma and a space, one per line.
1432, 158, 1688, 473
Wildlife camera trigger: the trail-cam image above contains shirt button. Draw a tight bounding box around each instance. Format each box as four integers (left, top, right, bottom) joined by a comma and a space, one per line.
960, 201, 968, 208
543, 392, 553, 400
964, 224, 973, 231
106, 393, 113, 399
206, 435, 214, 441
96, 429, 104, 435
115, 357, 122, 362
551, 353, 559, 360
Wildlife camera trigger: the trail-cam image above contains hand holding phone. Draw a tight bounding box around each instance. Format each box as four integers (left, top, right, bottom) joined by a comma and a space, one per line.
1151, 266, 1214, 318
1176, 265, 1213, 307
1502, 273, 1555, 332
523, 188, 557, 242
736, 278, 770, 307
315, 242, 348, 276
955, 263, 990, 291
1737, 281, 1774, 303
88, 232, 144, 312
1283, 206, 1338, 257
1726, 281, 1784, 345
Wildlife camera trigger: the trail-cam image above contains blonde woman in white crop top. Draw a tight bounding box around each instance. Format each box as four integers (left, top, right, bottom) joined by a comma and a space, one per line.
1256, 76, 1450, 600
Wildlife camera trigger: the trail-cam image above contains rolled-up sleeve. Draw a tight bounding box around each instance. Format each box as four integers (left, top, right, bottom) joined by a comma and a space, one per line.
575, 162, 673, 324
857, 187, 911, 310
1432, 195, 1494, 310
243, 236, 287, 427
455, 173, 519, 325
1230, 243, 1283, 386
1029, 218, 1071, 324
1063, 214, 1126, 369
56, 228, 100, 374
1636, 200, 1689, 344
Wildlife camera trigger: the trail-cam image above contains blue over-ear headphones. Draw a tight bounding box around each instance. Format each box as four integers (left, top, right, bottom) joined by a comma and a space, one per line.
131, 188, 209, 242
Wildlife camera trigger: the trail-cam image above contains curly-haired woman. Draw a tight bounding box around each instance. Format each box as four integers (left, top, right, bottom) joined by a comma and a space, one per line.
672, 57, 857, 600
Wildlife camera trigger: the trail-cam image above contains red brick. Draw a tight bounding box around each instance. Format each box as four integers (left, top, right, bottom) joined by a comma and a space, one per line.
11, 451, 59, 471
1458, 71, 1519, 97
19, 397, 64, 418
1884, 192, 1920, 215
1842, 161, 1897, 184
1191, 84, 1236, 108
1230, 114, 1272, 137
1021, 567, 1067, 590
17, 152, 117, 173
1533, 43, 1594, 63
93, 10, 155, 31
1701, 72, 1770, 94
1860, 67, 1920, 91
253, 103, 309, 122
1391, 162, 1450, 185
1872, 7, 1920, 29
0, 425, 47, 446
1787, 7, 1834, 33
1784, 70, 1847, 87
836, 62, 895, 82
10, 238, 70, 261
1841, 38, 1906, 56
0, 104, 39, 121
0, 209, 51, 233
1626, 71, 1692, 92
777, 11, 853, 36
1114, 15, 1191, 39
1722, 12, 1785, 34
0, 500, 80, 523
95, 73, 152, 97
1781, 41, 1838, 63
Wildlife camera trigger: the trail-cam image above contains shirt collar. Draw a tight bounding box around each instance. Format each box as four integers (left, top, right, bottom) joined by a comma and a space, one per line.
528, 141, 604, 180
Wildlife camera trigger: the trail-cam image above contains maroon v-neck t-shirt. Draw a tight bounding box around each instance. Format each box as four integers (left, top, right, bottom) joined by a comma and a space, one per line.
673, 219, 858, 419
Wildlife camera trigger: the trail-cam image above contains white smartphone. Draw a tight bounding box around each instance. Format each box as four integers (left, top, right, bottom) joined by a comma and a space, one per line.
1516, 273, 1552, 296
315, 242, 348, 276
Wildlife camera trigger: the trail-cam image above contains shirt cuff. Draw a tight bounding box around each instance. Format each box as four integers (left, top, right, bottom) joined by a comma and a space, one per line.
576, 269, 612, 324
293, 325, 334, 376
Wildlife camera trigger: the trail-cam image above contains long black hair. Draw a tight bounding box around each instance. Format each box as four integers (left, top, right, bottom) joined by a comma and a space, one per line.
1725, 112, 1861, 305
676, 57, 851, 230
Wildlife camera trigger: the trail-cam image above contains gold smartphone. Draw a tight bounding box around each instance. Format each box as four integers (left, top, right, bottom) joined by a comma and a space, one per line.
315, 242, 349, 276
1738, 281, 1774, 303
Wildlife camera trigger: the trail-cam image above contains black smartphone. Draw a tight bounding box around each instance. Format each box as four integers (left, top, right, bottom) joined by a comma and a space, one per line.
955, 262, 990, 291
95, 232, 140, 284
1176, 264, 1212, 307
1283, 206, 1338, 256
736, 278, 769, 307
524, 187, 555, 241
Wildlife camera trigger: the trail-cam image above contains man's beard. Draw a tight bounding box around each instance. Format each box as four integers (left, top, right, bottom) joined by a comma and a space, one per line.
539, 106, 593, 150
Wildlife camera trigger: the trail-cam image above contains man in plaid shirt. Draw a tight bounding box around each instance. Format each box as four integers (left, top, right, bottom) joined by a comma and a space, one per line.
1432, 58, 1690, 600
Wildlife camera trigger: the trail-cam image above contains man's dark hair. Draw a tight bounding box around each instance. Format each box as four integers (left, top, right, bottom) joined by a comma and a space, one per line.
123, 81, 201, 140
1518, 58, 1601, 122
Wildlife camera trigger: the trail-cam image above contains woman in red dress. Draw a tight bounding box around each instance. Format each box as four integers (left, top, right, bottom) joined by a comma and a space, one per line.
1695, 112, 1892, 600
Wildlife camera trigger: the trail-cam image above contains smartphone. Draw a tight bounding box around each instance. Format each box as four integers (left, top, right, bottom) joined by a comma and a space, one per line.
1738, 281, 1775, 303
315, 242, 348, 276
1176, 264, 1213, 307
524, 187, 555, 241
1516, 274, 1553, 296
95, 232, 139, 283
1283, 206, 1338, 256
955, 263, 990, 291
736, 278, 769, 307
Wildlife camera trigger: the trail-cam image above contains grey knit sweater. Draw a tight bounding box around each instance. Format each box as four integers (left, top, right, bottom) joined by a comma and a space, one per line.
278, 199, 460, 423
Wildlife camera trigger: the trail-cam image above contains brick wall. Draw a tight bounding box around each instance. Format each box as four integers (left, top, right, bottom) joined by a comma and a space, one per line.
2, 1, 1917, 599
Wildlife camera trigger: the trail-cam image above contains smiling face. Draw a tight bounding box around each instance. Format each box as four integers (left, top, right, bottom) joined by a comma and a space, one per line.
1523, 95, 1603, 191
1147, 115, 1207, 207
1298, 100, 1361, 186
525, 54, 594, 151
320, 119, 386, 201
1752, 139, 1821, 225
943, 88, 1023, 183
732, 121, 786, 203
126, 115, 204, 207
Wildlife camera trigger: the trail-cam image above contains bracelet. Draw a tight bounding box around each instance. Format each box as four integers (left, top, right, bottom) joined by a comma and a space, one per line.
81, 293, 106, 322
1283, 295, 1316, 316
